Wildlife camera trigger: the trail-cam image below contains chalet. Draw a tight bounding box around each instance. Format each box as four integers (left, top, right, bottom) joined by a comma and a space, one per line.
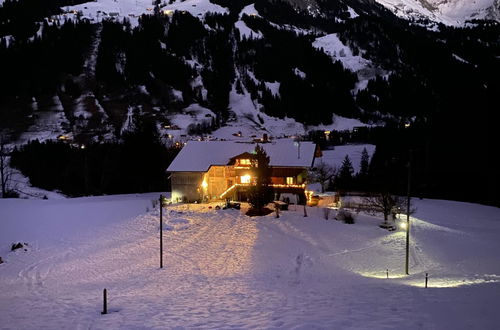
167, 140, 320, 203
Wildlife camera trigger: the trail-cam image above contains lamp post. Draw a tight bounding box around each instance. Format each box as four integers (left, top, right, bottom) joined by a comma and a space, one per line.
159, 194, 165, 269
405, 150, 412, 275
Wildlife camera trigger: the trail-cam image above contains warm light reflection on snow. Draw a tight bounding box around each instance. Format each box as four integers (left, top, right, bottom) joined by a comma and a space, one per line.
355, 272, 500, 288
400, 276, 500, 288
356, 271, 407, 279
165, 203, 258, 278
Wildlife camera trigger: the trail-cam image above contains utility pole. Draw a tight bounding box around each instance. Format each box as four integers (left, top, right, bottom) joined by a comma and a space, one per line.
159, 194, 164, 269
405, 150, 412, 275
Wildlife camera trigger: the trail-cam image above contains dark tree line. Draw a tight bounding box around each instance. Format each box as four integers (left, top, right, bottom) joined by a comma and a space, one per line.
0, 19, 93, 134
0, 0, 88, 38
10, 117, 180, 196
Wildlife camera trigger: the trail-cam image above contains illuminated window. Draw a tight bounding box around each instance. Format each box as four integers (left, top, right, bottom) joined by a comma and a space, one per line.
286, 177, 294, 185
239, 159, 251, 165
240, 174, 251, 184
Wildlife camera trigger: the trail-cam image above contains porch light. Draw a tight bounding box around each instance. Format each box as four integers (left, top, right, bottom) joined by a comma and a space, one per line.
201, 180, 208, 189
240, 174, 251, 184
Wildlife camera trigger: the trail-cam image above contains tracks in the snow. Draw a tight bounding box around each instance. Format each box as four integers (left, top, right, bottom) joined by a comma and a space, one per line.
163, 210, 258, 279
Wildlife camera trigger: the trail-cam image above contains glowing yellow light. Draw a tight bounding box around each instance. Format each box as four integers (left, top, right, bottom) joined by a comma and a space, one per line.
405, 123, 411, 128
356, 271, 408, 279
305, 190, 313, 202
201, 180, 208, 189
240, 174, 251, 184
401, 277, 500, 288
220, 184, 238, 198
400, 221, 407, 230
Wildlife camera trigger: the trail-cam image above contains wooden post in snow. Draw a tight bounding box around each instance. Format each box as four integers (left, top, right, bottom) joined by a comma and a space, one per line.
101, 289, 107, 315
160, 194, 163, 269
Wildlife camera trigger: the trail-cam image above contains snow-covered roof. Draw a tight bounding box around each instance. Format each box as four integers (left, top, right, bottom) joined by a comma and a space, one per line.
167, 140, 317, 172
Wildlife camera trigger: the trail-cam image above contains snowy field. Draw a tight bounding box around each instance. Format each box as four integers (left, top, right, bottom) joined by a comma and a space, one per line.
317, 144, 376, 173
1, 194, 500, 329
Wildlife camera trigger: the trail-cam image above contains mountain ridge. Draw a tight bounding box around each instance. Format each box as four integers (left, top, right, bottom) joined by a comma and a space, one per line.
374, 0, 500, 25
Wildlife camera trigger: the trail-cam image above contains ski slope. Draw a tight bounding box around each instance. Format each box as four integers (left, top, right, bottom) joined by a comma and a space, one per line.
1, 194, 500, 329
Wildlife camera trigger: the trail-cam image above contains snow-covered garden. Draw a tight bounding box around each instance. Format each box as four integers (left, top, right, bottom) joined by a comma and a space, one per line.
1, 194, 499, 329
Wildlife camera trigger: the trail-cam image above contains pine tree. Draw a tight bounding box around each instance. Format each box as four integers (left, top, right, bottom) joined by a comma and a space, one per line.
247, 145, 273, 215
337, 154, 354, 190
359, 148, 369, 177
357, 147, 370, 190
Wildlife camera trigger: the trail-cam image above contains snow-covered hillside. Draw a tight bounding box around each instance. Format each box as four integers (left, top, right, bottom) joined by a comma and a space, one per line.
1, 194, 500, 328
61, 0, 500, 27
376, 0, 500, 25
63, 0, 228, 27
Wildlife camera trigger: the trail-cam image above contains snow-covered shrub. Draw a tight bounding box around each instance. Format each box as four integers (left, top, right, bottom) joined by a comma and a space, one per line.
11, 242, 27, 251
2, 189, 19, 198
335, 209, 355, 224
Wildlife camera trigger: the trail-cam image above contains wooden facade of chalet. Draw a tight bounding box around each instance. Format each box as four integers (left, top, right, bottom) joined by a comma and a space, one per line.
167, 141, 318, 203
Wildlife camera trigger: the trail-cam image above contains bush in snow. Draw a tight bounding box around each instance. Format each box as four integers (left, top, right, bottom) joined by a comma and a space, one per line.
11, 242, 27, 251
335, 209, 355, 224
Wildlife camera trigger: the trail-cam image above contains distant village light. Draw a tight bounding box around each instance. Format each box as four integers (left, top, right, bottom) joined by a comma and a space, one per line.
201, 179, 208, 189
